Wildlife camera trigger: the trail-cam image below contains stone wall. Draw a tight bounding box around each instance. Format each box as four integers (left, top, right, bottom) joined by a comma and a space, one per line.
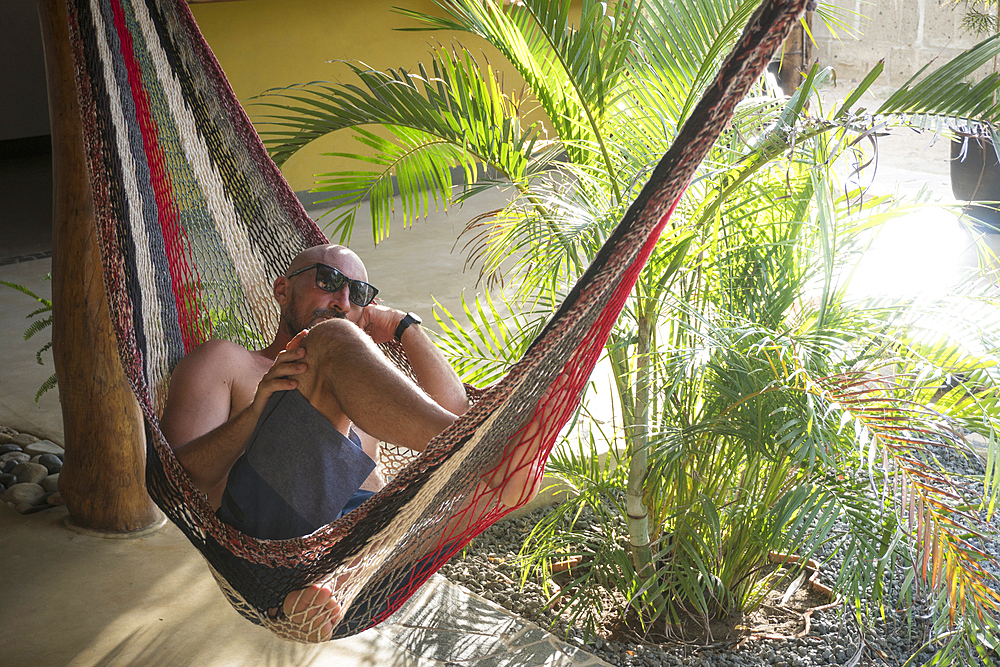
812, 0, 988, 86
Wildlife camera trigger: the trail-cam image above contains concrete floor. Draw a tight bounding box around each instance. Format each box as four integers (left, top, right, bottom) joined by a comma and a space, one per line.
0, 84, 994, 666
4, 507, 607, 667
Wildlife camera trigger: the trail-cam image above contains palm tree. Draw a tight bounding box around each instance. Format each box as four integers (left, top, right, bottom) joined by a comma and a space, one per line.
254, 0, 1000, 660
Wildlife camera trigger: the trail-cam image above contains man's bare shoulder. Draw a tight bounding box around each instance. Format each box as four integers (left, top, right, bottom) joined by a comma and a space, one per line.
173, 338, 258, 373
162, 340, 269, 446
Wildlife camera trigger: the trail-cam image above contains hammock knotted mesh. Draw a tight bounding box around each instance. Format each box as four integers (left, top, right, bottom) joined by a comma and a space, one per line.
63, 0, 807, 641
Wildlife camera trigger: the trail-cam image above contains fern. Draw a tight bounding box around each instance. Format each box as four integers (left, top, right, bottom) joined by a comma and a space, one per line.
1, 275, 57, 402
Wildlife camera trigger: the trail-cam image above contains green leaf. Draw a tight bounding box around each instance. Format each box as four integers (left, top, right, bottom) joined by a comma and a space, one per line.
876, 33, 1000, 132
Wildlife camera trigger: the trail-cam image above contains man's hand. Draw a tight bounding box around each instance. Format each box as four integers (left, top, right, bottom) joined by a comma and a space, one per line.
251, 329, 309, 416
358, 304, 408, 344
358, 303, 469, 417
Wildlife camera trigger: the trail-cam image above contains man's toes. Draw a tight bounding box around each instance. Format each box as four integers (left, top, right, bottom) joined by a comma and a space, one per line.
290, 585, 344, 641
286, 585, 342, 623
284, 584, 329, 619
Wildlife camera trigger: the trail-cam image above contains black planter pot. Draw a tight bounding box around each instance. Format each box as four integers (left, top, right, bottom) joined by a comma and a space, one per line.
951, 135, 1000, 231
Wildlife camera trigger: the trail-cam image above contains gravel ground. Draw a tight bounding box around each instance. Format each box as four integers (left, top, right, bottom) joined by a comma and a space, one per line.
440, 442, 1000, 667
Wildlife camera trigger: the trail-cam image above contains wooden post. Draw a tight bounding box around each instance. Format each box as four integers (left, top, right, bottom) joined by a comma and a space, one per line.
37, 0, 162, 533
776, 11, 813, 94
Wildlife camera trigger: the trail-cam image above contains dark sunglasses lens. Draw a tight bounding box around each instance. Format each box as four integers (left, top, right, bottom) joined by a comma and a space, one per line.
315, 265, 377, 306
350, 283, 377, 306
314, 265, 348, 292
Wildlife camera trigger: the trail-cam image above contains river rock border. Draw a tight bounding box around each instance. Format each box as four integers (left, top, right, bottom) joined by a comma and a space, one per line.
0, 426, 63, 513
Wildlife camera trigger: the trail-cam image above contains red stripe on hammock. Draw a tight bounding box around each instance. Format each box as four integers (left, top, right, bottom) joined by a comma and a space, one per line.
109, 0, 205, 352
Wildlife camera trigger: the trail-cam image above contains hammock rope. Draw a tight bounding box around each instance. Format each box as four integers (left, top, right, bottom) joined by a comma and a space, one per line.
64, 0, 808, 641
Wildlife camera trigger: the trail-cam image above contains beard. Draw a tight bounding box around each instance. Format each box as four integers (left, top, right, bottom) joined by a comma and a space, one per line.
283, 302, 346, 337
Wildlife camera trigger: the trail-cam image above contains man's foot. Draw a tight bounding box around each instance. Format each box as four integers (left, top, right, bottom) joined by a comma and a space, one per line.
278, 583, 342, 642
488, 374, 571, 509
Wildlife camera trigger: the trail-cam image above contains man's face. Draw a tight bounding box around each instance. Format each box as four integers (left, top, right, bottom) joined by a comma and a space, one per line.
280, 246, 370, 336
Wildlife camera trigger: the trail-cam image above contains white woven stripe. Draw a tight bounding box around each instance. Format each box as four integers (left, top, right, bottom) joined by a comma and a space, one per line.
88, 0, 172, 409
130, 0, 278, 336
331, 390, 513, 616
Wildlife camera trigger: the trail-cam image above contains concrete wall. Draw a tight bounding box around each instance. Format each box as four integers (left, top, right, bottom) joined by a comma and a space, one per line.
0, 1, 989, 179
194, 0, 989, 194
812, 0, 985, 86
190, 0, 526, 193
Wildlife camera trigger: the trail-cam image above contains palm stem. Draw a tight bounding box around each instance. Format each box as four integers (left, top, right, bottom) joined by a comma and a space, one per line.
627, 292, 656, 597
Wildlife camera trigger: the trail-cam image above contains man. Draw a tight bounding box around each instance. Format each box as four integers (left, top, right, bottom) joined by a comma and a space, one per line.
161, 244, 554, 641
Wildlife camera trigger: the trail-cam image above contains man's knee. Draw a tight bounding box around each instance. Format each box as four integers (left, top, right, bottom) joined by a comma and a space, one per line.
296, 318, 381, 390
293, 320, 371, 422
303, 318, 372, 360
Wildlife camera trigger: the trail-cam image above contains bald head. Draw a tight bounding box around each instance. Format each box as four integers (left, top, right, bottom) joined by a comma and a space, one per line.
286, 244, 368, 282
273, 244, 373, 335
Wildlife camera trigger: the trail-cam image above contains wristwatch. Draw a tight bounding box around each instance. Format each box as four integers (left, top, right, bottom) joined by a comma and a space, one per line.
394, 312, 422, 342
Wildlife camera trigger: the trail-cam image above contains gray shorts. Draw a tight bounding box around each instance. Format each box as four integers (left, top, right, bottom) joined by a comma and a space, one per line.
217, 389, 376, 540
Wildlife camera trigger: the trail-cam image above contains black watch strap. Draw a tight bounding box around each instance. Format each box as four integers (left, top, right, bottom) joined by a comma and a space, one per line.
394, 312, 422, 342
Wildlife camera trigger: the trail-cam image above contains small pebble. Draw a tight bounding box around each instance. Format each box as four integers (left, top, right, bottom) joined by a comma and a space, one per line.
1, 482, 46, 505
34, 454, 62, 474
0, 472, 16, 489
0, 444, 23, 456
1, 452, 30, 466
11, 433, 39, 447
42, 474, 59, 493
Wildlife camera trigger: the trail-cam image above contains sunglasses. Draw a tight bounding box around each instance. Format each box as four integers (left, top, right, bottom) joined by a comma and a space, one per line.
286, 263, 379, 307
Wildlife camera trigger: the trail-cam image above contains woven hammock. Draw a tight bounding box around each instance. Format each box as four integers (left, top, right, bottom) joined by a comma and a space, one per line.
64, 0, 807, 642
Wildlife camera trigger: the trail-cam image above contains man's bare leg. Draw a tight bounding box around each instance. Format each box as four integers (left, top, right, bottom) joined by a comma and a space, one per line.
294, 318, 458, 451
443, 374, 570, 539
267, 319, 459, 640
277, 318, 571, 639
273, 380, 567, 641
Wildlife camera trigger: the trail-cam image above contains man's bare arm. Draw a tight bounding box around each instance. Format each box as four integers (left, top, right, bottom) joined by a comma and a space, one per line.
398, 323, 469, 415
160, 334, 308, 507
360, 305, 469, 417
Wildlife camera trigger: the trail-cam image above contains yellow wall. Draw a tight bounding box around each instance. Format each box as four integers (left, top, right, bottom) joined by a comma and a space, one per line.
190, 0, 520, 193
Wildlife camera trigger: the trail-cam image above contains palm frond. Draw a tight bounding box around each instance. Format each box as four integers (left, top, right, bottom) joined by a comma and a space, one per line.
0, 279, 51, 306
34, 373, 57, 403
636, 0, 758, 130
397, 0, 643, 179
877, 33, 1000, 136
254, 47, 538, 175
818, 370, 1000, 630
310, 126, 478, 243
24, 315, 53, 341
960, 7, 998, 37
459, 165, 614, 294
432, 290, 549, 385
811, 1, 863, 41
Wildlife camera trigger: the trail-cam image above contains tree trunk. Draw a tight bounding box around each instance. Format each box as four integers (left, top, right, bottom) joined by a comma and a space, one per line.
626, 305, 655, 583
38, 0, 161, 533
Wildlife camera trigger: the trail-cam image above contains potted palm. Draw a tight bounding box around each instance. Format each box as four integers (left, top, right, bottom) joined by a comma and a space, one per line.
950, 0, 1000, 229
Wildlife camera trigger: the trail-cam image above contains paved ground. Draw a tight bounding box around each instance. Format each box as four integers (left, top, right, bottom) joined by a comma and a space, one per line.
4, 505, 610, 667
